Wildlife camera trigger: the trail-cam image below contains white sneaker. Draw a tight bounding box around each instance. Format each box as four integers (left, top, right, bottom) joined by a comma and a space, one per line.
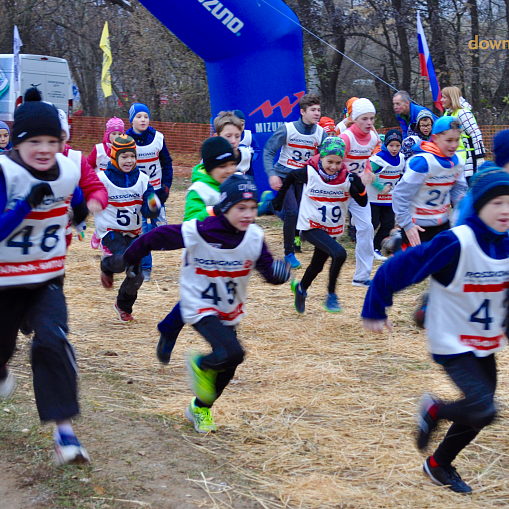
352, 279, 371, 288
54, 432, 90, 466
374, 249, 387, 261
0, 371, 16, 399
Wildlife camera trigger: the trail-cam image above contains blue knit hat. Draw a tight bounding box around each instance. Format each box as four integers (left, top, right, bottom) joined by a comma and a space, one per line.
217, 173, 258, 213
0, 121, 9, 134
129, 103, 150, 124
493, 130, 509, 168
233, 109, 245, 121
471, 167, 509, 213
432, 116, 460, 135
384, 129, 402, 146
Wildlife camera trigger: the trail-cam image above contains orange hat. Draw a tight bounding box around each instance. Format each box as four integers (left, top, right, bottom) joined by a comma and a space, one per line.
346, 97, 359, 117
319, 116, 336, 134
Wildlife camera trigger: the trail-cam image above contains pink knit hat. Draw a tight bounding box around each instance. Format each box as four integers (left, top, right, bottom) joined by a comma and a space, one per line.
103, 117, 125, 150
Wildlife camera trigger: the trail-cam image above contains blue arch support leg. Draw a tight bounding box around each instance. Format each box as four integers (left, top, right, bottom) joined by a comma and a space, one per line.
136, 0, 307, 191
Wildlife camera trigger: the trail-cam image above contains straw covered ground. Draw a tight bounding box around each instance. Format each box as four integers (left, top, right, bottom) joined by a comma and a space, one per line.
3, 175, 509, 508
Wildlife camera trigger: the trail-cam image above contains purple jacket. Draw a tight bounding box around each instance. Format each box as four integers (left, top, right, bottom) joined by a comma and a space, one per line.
124, 215, 280, 284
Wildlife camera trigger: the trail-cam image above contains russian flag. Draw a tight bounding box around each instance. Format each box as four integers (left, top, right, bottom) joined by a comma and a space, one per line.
417, 12, 443, 112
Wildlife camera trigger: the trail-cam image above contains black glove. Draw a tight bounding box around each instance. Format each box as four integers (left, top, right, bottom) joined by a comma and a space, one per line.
271, 259, 291, 284
126, 263, 142, 279
155, 185, 169, 204
348, 173, 364, 194
26, 183, 53, 208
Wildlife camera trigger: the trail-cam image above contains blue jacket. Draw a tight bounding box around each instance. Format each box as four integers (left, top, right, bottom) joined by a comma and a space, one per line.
125, 126, 173, 201
397, 103, 437, 138
362, 214, 509, 322
103, 162, 159, 219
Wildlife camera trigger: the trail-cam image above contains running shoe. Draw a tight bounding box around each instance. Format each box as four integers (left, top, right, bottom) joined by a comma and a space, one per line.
185, 398, 217, 434
185, 351, 217, 406
323, 293, 342, 313
284, 253, 301, 269
291, 279, 307, 315
423, 457, 472, 493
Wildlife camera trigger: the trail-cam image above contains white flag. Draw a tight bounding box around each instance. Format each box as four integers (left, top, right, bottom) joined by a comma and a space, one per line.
13, 26, 23, 93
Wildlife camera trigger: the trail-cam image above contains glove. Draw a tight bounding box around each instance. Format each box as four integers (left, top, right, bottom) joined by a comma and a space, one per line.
26, 183, 53, 208
155, 185, 169, 204
271, 259, 291, 284
76, 221, 86, 241
126, 263, 142, 279
147, 193, 162, 213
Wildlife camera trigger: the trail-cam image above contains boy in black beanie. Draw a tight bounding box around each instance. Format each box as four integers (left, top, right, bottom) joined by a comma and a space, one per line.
123, 173, 291, 433
0, 101, 90, 465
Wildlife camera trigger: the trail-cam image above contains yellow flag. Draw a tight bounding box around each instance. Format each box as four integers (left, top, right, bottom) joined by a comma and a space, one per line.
100, 21, 112, 98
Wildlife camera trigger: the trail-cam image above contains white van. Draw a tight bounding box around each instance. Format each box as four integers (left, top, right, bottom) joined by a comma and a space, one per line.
0, 54, 73, 121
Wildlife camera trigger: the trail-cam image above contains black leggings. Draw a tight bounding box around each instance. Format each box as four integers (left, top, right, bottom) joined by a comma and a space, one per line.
0, 279, 79, 422
300, 229, 347, 294
371, 204, 395, 250
433, 353, 497, 466
193, 315, 245, 408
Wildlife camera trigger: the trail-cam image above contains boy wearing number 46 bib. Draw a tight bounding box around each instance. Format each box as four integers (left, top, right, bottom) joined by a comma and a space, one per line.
95, 135, 161, 323
126, 104, 173, 282
271, 137, 367, 314
123, 173, 291, 433
362, 168, 509, 494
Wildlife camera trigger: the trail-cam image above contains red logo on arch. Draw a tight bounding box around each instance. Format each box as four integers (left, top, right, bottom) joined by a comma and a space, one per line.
249, 91, 305, 119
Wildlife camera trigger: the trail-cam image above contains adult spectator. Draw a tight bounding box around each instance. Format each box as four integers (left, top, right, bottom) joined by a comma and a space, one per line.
442, 86, 485, 179
393, 91, 436, 138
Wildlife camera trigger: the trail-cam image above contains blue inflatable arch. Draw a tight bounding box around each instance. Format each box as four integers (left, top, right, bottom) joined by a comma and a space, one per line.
136, 0, 307, 190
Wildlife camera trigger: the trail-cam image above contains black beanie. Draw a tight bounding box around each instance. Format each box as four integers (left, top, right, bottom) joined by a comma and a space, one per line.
202, 137, 237, 173
217, 173, 258, 214
384, 129, 403, 147
12, 102, 61, 147
471, 167, 509, 214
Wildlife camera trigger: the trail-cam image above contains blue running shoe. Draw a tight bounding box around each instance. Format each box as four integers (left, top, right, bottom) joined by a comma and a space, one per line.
291, 279, 307, 314
257, 190, 274, 216
54, 432, 90, 466
285, 253, 301, 269
323, 293, 342, 313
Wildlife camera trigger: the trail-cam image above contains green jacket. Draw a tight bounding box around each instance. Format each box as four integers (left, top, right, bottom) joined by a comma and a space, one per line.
184, 163, 221, 221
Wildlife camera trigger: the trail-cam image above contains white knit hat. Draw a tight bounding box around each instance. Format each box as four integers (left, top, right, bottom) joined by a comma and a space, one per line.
351, 98, 376, 120
57, 109, 70, 141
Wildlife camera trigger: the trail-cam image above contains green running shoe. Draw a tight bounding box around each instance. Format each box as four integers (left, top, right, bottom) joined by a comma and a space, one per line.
185, 351, 217, 406
185, 398, 217, 434
294, 235, 302, 253
291, 279, 306, 314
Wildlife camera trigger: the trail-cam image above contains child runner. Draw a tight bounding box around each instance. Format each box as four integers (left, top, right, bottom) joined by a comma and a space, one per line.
0, 121, 11, 152
57, 110, 108, 245
86, 117, 125, 249
154, 137, 238, 364
263, 93, 327, 269
362, 167, 509, 493
401, 110, 434, 160
335, 97, 358, 135
338, 98, 380, 287
233, 109, 260, 175
0, 101, 89, 465
123, 173, 290, 433
272, 137, 367, 313
86, 116, 125, 172
95, 135, 161, 322
392, 117, 468, 249
368, 129, 404, 261
214, 111, 243, 161
318, 116, 336, 135
126, 104, 173, 282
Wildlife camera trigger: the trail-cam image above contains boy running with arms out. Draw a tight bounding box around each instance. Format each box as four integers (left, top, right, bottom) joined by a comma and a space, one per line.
96, 135, 161, 323
362, 167, 509, 493
123, 174, 290, 433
